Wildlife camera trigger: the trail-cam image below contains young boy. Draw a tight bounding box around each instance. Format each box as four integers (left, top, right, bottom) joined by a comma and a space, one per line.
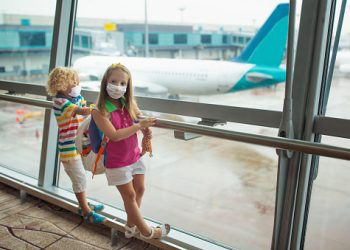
46, 67, 106, 223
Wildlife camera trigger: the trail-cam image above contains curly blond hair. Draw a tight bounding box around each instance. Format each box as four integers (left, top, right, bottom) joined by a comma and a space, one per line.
46, 67, 79, 96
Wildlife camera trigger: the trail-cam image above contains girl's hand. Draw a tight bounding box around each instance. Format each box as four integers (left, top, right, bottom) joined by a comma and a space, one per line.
139, 117, 156, 129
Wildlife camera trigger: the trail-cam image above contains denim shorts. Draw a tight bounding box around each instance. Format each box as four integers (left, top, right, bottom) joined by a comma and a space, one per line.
105, 159, 146, 186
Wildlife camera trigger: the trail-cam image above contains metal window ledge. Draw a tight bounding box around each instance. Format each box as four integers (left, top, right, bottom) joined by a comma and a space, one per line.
0, 167, 232, 250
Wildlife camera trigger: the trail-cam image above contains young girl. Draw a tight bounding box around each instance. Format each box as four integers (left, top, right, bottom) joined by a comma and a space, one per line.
47, 67, 106, 224
92, 63, 170, 239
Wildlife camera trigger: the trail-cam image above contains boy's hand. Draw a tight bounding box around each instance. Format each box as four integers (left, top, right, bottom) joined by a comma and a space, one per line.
77, 107, 91, 116
82, 107, 91, 116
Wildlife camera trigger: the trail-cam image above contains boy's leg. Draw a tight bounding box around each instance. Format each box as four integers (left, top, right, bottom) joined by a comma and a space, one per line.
75, 191, 90, 216
62, 160, 106, 223
62, 160, 90, 215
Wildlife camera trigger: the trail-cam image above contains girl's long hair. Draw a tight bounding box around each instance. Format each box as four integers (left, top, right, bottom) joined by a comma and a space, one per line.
96, 63, 138, 120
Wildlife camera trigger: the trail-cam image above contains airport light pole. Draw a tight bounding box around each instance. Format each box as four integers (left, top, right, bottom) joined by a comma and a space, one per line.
144, 0, 149, 57
178, 6, 186, 22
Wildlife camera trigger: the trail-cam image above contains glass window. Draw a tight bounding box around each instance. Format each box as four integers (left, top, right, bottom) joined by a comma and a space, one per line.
143, 33, 159, 45
326, 8, 350, 120
305, 3, 350, 248
70, 2, 297, 248
72, 0, 294, 109
74, 34, 80, 47
149, 33, 158, 45
0, 0, 55, 84
174, 34, 187, 44
304, 144, 350, 249
201, 34, 211, 44
222, 34, 228, 44
19, 31, 46, 46
0, 99, 45, 179
81, 35, 91, 48
59, 127, 278, 249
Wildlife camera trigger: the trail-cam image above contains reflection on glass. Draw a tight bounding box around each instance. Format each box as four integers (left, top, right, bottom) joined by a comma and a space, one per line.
0, 1, 55, 84
305, 3, 350, 246
305, 145, 350, 249
72, 0, 296, 109
327, 51, 350, 119
327, 1, 350, 119
59, 128, 277, 249
0, 100, 44, 178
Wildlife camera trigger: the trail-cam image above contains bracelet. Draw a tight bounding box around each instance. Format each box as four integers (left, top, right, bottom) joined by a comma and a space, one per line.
89, 104, 95, 112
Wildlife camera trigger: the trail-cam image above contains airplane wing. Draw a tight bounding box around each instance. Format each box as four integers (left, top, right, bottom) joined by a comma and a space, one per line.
245, 72, 273, 83
80, 81, 101, 91
133, 80, 168, 95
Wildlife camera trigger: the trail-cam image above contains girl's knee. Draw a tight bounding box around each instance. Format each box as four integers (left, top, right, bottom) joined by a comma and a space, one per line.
122, 190, 137, 203
134, 186, 145, 197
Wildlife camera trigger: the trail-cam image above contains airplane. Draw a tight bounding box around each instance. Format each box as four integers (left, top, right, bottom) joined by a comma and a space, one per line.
335, 49, 350, 76
73, 3, 289, 96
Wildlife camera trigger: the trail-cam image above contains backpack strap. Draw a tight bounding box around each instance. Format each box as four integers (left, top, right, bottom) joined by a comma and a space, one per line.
81, 147, 91, 156
90, 105, 111, 178
92, 135, 109, 178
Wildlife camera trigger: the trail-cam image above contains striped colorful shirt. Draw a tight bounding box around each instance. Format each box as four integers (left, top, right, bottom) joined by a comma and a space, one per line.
53, 94, 86, 161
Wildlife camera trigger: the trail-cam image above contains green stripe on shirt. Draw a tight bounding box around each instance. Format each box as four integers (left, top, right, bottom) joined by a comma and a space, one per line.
59, 146, 77, 152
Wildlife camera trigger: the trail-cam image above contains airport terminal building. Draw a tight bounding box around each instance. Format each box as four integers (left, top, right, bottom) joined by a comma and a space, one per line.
0, 13, 253, 82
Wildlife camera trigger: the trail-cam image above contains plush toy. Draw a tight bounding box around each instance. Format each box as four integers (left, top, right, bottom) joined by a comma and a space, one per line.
141, 127, 153, 157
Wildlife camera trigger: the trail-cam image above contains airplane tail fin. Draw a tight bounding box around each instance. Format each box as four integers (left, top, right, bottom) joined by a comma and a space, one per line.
234, 3, 289, 67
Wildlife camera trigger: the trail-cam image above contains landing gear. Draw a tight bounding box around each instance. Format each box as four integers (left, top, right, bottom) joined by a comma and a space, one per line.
168, 94, 180, 100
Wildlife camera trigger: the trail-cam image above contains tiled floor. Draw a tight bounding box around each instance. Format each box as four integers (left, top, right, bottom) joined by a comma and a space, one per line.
0, 183, 160, 250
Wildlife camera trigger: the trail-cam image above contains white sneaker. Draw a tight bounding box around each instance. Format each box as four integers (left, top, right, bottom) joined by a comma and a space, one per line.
125, 225, 139, 238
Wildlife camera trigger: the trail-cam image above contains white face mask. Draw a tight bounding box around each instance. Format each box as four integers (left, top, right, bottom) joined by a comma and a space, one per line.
69, 85, 81, 98
106, 84, 127, 99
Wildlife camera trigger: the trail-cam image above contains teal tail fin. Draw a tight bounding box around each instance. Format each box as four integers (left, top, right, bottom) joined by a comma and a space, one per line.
234, 4, 289, 67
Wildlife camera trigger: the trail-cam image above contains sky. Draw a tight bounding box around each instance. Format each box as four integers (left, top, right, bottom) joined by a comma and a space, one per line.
76, 0, 289, 26
1, 0, 291, 26
1, 0, 349, 34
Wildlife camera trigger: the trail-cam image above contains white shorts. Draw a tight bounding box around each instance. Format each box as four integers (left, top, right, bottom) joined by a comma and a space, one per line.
105, 159, 146, 186
61, 159, 86, 193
